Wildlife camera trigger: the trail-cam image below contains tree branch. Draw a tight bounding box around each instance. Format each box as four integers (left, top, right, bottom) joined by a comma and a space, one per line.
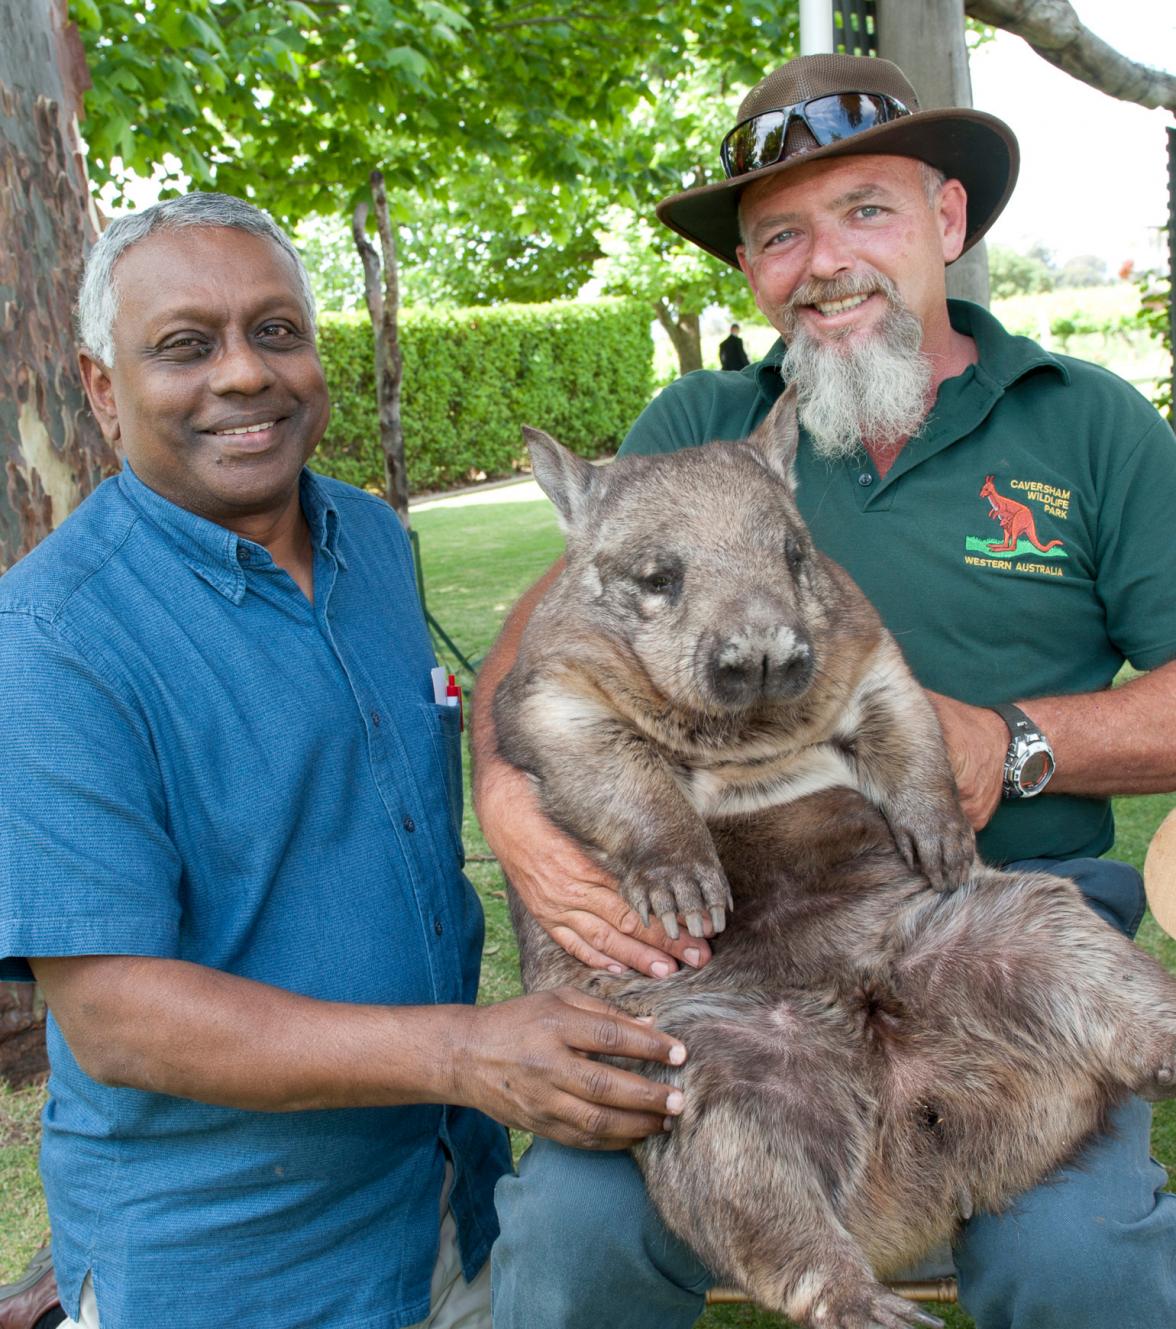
966, 0, 1176, 112
350, 201, 382, 329
368, 170, 409, 526
489, 11, 610, 31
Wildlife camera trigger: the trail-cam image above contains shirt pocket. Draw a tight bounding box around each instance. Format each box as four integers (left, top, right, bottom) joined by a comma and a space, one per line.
420, 701, 465, 865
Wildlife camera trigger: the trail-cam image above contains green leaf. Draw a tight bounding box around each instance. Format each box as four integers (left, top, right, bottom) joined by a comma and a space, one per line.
71, 0, 102, 31
284, 1, 319, 24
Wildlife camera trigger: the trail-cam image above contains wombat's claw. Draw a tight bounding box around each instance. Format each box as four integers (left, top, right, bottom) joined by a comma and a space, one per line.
710, 906, 726, 933
620, 861, 732, 939
829, 1287, 943, 1329
886, 813, 973, 894
865, 1305, 943, 1329
1142, 1060, 1176, 1100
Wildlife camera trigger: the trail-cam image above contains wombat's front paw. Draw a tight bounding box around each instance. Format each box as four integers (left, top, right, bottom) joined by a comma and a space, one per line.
885, 802, 974, 893
618, 860, 733, 939
812, 1284, 943, 1329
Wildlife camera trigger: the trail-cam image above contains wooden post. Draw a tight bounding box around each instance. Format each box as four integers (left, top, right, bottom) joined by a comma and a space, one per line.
876, 0, 991, 306
1167, 126, 1174, 424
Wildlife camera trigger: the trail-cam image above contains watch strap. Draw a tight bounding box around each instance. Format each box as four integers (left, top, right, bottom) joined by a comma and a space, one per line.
992, 701, 1042, 741
992, 701, 1055, 800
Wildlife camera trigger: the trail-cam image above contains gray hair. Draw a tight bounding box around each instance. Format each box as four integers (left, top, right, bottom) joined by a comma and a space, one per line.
919, 162, 948, 204
77, 192, 316, 366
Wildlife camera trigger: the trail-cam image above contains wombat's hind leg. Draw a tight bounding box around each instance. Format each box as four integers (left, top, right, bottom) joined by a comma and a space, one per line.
805, 1284, 944, 1329
637, 1055, 941, 1329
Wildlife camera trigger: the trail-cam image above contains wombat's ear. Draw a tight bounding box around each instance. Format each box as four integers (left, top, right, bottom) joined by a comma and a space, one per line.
748, 384, 800, 492
522, 426, 598, 533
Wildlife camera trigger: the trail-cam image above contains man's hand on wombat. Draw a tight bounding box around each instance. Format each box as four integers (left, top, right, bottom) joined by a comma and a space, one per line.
619, 859, 734, 939
449, 988, 687, 1149
479, 762, 713, 976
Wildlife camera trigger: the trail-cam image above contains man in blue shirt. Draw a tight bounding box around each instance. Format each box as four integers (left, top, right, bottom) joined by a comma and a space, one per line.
0, 192, 688, 1329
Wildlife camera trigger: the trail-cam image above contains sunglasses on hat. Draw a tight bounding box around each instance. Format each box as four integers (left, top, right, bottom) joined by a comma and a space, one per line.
720, 92, 911, 179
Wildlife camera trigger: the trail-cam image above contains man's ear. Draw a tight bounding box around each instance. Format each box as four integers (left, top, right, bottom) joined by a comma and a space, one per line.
78, 351, 121, 444
737, 244, 760, 300
938, 178, 969, 265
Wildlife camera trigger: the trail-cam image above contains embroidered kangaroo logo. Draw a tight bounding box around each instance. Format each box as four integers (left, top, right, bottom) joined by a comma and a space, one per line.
979, 476, 1064, 554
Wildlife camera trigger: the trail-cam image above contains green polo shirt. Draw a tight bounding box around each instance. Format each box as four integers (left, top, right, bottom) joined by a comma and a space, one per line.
620, 300, 1176, 865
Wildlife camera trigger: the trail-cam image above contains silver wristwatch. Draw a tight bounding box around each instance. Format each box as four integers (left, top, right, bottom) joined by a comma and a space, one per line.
992, 702, 1056, 800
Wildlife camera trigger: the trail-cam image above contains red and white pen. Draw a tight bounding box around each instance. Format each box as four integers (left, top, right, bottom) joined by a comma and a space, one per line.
445, 673, 464, 730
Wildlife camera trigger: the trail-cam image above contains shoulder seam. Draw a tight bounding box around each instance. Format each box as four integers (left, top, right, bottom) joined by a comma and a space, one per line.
0, 501, 143, 626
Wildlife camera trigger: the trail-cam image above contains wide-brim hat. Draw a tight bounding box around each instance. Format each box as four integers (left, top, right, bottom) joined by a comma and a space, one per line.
657, 53, 1019, 270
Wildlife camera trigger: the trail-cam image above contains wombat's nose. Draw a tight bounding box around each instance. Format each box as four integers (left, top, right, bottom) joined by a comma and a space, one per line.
706, 625, 814, 707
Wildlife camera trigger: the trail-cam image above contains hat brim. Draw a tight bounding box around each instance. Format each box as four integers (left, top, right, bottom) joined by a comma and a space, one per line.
1146, 807, 1176, 940
656, 109, 1019, 269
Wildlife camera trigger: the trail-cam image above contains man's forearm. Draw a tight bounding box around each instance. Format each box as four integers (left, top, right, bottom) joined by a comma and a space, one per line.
1023, 656, 1176, 798
32, 954, 469, 1111
930, 657, 1176, 831
30, 953, 690, 1148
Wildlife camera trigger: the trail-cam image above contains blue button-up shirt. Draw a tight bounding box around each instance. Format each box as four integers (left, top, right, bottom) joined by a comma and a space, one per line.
0, 465, 510, 1329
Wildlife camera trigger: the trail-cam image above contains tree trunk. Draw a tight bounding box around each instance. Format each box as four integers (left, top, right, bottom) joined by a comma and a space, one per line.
350, 174, 408, 526
0, 0, 114, 1085
876, 0, 990, 306
655, 302, 704, 376
0, 0, 113, 570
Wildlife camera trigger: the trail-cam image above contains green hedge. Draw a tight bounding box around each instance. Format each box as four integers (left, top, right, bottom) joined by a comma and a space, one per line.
314, 298, 653, 493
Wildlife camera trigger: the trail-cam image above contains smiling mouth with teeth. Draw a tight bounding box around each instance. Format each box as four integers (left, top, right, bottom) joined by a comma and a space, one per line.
212, 422, 277, 436
812, 293, 873, 316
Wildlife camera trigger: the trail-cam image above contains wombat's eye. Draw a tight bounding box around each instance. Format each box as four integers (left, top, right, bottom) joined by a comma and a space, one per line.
785, 537, 806, 572
638, 570, 678, 595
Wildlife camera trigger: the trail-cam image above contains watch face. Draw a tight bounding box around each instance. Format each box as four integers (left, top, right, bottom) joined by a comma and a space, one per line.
1019, 749, 1053, 793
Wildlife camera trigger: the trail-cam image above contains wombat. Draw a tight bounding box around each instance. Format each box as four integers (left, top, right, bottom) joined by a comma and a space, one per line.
493, 389, 1176, 1329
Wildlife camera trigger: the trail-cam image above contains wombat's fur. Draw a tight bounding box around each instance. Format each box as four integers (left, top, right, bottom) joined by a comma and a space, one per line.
494, 390, 1176, 1329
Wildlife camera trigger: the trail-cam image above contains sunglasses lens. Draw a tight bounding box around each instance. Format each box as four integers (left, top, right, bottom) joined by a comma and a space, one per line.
721, 94, 908, 178
803, 93, 893, 142
723, 110, 787, 176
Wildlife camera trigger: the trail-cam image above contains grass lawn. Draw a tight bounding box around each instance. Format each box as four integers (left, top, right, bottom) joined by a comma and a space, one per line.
3, 489, 1174, 1329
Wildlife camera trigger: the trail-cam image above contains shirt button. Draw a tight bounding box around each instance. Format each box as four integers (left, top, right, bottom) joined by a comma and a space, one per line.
858, 472, 873, 487
433, 918, 444, 936
371, 710, 381, 726
402, 814, 416, 833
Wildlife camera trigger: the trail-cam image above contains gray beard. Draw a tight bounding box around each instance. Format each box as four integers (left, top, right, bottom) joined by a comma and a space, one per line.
777, 282, 932, 461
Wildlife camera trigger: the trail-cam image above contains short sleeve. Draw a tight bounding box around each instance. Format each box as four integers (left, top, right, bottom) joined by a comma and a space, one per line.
619, 377, 717, 457
1094, 415, 1176, 671
0, 611, 182, 980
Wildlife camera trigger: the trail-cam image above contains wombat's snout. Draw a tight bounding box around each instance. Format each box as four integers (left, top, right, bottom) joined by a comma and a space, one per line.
703, 620, 814, 707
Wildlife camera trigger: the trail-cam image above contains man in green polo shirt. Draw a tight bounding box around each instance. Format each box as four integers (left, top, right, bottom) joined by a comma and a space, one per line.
476, 52, 1176, 1329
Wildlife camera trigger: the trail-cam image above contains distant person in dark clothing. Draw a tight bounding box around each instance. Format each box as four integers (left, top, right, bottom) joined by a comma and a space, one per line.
718, 323, 750, 370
